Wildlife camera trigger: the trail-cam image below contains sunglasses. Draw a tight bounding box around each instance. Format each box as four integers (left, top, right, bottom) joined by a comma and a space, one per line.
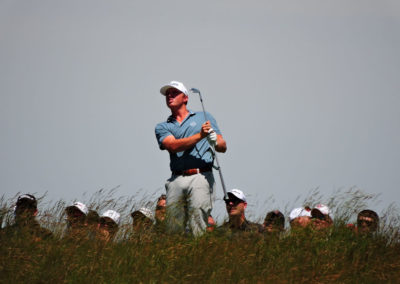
225, 198, 243, 206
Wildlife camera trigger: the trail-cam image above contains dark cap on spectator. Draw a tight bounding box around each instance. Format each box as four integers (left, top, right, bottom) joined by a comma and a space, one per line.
16, 194, 37, 210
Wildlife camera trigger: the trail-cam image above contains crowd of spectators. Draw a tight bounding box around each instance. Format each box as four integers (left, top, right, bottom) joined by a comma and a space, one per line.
0, 191, 380, 243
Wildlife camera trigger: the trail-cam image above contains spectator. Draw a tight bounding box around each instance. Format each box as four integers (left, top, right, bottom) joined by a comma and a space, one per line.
289, 207, 312, 228
64, 202, 88, 239
263, 210, 285, 233
98, 210, 120, 242
131, 207, 155, 232
207, 215, 216, 232
155, 194, 166, 224
1, 194, 52, 241
221, 189, 263, 234
357, 209, 379, 234
311, 204, 333, 230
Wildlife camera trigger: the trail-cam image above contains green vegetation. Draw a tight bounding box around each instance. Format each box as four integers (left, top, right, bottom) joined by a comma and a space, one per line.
1, 189, 399, 283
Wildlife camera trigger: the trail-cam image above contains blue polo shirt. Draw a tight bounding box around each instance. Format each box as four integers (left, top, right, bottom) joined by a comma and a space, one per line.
155, 110, 222, 172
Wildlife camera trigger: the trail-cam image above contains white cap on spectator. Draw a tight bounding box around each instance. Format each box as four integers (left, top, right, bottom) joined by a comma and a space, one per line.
312, 204, 330, 216
139, 208, 155, 221
132, 207, 155, 222
227, 189, 246, 202
101, 210, 121, 225
160, 80, 189, 96
289, 207, 312, 221
67, 202, 88, 215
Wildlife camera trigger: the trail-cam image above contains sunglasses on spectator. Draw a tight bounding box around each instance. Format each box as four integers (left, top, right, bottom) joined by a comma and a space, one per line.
225, 197, 244, 206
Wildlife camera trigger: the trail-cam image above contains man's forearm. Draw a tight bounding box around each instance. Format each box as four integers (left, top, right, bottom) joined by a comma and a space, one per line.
215, 135, 227, 153
162, 133, 203, 153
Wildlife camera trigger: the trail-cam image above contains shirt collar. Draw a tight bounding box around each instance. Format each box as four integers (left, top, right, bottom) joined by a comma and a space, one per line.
167, 109, 195, 123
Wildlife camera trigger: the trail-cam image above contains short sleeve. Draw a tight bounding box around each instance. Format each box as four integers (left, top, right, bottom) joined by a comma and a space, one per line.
155, 123, 171, 150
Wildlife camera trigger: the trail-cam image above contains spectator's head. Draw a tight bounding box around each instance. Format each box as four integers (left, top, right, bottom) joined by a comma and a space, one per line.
289, 207, 312, 228
15, 194, 38, 221
357, 209, 379, 233
98, 210, 120, 241
225, 189, 247, 219
311, 204, 333, 230
264, 210, 285, 233
65, 202, 88, 227
207, 215, 216, 232
155, 194, 166, 223
131, 207, 155, 231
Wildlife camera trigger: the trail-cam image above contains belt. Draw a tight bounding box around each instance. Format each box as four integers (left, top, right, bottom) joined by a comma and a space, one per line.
172, 167, 212, 176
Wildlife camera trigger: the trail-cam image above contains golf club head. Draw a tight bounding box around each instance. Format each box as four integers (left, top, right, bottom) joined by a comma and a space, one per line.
190, 88, 201, 94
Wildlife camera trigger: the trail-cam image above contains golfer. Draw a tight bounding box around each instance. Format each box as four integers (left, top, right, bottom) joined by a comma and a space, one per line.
155, 80, 227, 236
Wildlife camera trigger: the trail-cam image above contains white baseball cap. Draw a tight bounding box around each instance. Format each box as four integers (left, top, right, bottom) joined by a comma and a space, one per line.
131, 207, 155, 222
311, 204, 330, 216
67, 202, 88, 216
227, 189, 246, 202
160, 81, 189, 96
289, 207, 312, 221
100, 210, 121, 225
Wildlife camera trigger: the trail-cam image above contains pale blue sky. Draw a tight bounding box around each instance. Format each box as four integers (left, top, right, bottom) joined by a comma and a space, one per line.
1, 0, 399, 220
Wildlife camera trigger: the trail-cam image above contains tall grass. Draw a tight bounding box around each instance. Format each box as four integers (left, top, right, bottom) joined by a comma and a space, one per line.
1, 189, 399, 283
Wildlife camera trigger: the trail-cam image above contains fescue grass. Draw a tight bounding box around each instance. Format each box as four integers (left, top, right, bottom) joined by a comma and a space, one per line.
1, 189, 399, 283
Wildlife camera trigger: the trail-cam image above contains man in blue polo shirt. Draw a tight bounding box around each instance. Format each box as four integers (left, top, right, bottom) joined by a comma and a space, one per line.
155, 80, 227, 236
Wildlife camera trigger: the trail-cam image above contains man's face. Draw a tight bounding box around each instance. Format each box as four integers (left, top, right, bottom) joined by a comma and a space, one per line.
358, 216, 377, 233
132, 213, 153, 231
155, 198, 166, 222
225, 195, 246, 217
311, 214, 332, 230
66, 207, 85, 225
165, 88, 188, 109
98, 217, 118, 240
291, 216, 311, 228
264, 223, 281, 233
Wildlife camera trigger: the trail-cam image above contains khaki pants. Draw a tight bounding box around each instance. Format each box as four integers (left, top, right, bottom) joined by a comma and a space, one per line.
165, 171, 215, 237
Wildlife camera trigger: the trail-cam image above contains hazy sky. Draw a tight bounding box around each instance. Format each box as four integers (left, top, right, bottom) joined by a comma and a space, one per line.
1, 0, 399, 220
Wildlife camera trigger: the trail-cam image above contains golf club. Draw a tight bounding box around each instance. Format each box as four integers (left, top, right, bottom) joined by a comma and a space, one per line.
190, 87, 228, 200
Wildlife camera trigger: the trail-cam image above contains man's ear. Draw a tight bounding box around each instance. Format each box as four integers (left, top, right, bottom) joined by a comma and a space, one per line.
33, 209, 38, 217
244, 202, 248, 209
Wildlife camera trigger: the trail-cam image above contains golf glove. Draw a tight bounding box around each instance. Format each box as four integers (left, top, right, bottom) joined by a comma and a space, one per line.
207, 128, 218, 146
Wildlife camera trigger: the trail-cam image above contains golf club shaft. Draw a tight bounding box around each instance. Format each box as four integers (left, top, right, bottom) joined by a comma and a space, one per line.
190, 88, 228, 200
